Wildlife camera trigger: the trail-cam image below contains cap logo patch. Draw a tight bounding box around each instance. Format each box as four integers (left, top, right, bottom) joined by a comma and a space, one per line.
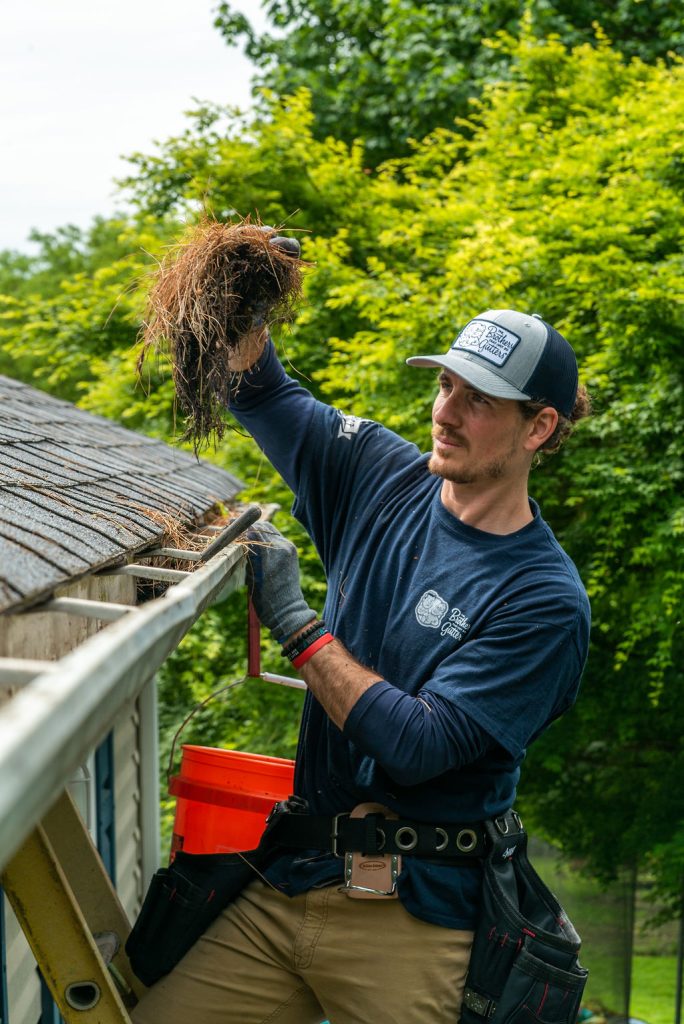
453, 319, 521, 366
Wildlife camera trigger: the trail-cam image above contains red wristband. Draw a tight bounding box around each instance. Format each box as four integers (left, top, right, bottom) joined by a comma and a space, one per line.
291, 631, 334, 669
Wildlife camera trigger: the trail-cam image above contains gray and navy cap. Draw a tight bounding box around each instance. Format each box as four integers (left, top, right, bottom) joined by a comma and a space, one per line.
406, 309, 578, 418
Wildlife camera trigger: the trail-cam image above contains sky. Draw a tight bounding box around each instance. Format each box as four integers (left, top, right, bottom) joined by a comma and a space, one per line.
1, 1, 268, 253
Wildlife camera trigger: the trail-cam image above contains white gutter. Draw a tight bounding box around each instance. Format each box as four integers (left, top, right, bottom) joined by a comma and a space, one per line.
0, 536, 250, 872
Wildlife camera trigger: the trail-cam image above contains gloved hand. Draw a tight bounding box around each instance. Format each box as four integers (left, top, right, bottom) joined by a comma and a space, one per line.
270, 235, 301, 257
246, 521, 318, 645
258, 224, 302, 259
248, 227, 302, 328
228, 227, 302, 372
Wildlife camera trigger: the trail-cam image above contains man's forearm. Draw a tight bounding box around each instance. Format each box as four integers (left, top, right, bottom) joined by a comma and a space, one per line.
294, 635, 492, 784
297, 638, 384, 729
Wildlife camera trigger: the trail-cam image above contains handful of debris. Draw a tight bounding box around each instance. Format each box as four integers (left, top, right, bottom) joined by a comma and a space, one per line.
139, 219, 305, 449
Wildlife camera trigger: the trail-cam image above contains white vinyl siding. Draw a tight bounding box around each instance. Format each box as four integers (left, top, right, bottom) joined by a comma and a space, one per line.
114, 704, 144, 922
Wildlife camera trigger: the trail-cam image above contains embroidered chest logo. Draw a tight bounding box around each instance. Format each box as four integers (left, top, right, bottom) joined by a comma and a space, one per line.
415, 590, 449, 628
337, 412, 369, 441
453, 318, 521, 366
415, 591, 471, 643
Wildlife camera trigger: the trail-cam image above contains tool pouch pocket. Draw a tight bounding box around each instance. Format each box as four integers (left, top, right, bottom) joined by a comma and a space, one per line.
125, 849, 262, 987
490, 942, 587, 1023
461, 818, 588, 1024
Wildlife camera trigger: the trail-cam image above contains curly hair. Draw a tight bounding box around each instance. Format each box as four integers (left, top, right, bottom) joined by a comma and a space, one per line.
519, 385, 592, 456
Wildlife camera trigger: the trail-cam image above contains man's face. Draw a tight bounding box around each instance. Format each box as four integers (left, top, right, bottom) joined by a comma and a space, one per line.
428, 370, 532, 485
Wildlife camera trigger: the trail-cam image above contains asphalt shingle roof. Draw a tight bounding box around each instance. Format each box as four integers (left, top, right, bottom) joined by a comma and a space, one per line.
0, 375, 243, 612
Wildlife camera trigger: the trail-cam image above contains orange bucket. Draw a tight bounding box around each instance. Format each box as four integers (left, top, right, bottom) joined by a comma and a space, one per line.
169, 745, 295, 856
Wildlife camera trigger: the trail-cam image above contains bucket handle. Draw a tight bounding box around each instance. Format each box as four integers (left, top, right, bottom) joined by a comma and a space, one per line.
166, 676, 248, 785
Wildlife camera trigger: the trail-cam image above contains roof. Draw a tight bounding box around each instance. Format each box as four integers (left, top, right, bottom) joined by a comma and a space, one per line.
0, 375, 243, 613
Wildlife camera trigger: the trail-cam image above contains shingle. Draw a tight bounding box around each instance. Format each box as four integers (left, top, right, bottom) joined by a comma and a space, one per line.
0, 535, 71, 599
0, 494, 119, 562
1, 487, 146, 550
0, 521, 92, 576
0, 374, 244, 613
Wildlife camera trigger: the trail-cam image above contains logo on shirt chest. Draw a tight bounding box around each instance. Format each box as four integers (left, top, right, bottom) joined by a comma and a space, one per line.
415, 590, 471, 643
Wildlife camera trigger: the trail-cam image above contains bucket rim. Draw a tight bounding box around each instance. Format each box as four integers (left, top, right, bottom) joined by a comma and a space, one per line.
180, 744, 295, 768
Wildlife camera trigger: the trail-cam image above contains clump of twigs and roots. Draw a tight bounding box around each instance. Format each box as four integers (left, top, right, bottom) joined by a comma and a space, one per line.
130, 502, 251, 601
139, 217, 305, 449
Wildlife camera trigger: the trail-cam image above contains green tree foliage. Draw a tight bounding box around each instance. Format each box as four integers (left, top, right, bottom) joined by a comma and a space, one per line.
214, 0, 684, 162
2, 33, 682, 905
0, 218, 165, 407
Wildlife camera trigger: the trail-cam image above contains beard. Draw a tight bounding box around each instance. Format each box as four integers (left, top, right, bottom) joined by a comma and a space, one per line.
428, 430, 518, 484
428, 451, 508, 484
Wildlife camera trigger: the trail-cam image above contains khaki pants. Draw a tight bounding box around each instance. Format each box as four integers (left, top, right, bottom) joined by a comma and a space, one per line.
131, 879, 473, 1024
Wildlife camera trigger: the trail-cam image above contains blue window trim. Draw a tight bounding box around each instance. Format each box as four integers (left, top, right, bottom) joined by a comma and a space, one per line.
95, 732, 116, 884
39, 975, 62, 1023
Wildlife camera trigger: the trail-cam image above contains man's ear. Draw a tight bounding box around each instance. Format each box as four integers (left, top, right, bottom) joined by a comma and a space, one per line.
523, 407, 558, 452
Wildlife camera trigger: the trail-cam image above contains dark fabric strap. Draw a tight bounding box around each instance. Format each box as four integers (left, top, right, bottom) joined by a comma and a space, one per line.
265, 806, 523, 860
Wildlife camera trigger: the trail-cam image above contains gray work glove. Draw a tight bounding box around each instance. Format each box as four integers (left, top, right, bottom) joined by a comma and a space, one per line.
246, 521, 318, 645
248, 228, 302, 329
258, 224, 302, 259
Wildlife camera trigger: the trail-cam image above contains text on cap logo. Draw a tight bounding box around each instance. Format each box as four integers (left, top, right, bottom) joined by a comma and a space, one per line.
452, 318, 521, 366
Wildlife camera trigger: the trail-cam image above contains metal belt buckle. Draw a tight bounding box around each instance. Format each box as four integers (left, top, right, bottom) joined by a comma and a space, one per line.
342, 803, 401, 900
331, 812, 349, 858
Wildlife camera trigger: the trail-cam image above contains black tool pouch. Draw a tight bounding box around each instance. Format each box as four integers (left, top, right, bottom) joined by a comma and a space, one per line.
461, 818, 588, 1024
125, 848, 265, 987
125, 801, 291, 989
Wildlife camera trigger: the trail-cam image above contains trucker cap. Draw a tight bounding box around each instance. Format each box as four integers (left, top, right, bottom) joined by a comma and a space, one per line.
406, 309, 578, 418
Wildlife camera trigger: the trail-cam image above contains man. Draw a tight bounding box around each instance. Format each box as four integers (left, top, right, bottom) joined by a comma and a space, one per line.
133, 304, 590, 1024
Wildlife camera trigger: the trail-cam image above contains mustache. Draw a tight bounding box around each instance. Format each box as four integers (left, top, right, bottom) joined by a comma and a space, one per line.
432, 428, 467, 447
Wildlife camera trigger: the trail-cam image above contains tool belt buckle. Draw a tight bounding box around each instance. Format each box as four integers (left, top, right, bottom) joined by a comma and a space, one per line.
342, 803, 401, 900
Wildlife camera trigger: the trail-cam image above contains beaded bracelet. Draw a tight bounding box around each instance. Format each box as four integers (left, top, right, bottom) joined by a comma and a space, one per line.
283, 623, 329, 662
282, 619, 325, 658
